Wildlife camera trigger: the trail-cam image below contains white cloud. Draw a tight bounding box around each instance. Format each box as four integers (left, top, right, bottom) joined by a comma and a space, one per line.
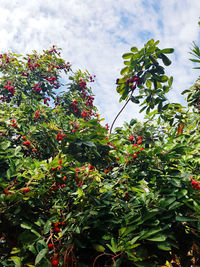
0, 0, 199, 128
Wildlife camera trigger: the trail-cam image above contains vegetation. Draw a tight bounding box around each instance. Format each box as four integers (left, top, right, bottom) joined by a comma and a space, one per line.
0, 23, 200, 266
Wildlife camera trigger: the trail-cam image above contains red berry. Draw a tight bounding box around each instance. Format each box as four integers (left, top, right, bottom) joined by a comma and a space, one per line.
104, 169, 108, 174
51, 259, 59, 267
132, 154, 137, 159
48, 243, 54, 250
129, 136, 134, 141
54, 227, 60, 233
137, 140, 142, 145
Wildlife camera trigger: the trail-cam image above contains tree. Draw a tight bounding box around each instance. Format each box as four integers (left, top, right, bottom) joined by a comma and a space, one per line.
0, 24, 200, 266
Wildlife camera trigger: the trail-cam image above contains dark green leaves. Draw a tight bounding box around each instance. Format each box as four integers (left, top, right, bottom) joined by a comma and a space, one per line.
159, 53, 172, 66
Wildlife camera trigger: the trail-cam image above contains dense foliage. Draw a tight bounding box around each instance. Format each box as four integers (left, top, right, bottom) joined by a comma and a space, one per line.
0, 27, 200, 266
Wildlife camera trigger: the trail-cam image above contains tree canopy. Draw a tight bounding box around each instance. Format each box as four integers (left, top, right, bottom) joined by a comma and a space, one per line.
0, 25, 200, 267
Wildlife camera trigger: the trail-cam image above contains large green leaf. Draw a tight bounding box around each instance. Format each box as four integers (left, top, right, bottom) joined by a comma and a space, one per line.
35, 248, 48, 265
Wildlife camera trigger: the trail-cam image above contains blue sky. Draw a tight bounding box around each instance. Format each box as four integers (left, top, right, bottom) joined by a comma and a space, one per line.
0, 0, 200, 128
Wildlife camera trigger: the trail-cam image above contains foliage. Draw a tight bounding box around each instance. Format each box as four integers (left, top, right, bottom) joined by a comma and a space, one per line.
0, 26, 200, 267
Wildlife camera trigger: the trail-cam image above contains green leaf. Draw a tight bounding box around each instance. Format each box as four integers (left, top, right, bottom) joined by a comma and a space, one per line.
122, 52, 133, 59
131, 47, 138, 53
120, 66, 129, 75
160, 53, 172, 66
147, 234, 167, 242
130, 96, 140, 104
43, 221, 51, 235
35, 248, 48, 265
9, 256, 21, 267
124, 60, 131, 66
0, 141, 11, 150
157, 242, 171, 251
92, 244, 105, 252
82, 140, 96, 148
160, 48, 174, 54
21, 222, 32, 230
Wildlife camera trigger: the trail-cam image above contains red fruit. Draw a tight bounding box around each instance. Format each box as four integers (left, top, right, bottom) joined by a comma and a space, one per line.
57, 165, 62, 170
32, 148, 37, 152
23, 141, 31, 147
22, 135, 26, 140
129, 136, 134, 141
126, 78, 130, 83
63, 176, 67, 181
104, 169, 108, 174
132, 144, 138, 148
116, 157, 120, 161
132, 154, 137, 159
58, 159, 62, 165
137, 136, 142, 140
51, 259, 59, 267
23, 188, 30, 194
54, 227, 60, 233
137, 140, 142, 145
125, 192, 130, 199
88, 165, 95, 170
54, 222, 60, 227
48, 243, 54, 250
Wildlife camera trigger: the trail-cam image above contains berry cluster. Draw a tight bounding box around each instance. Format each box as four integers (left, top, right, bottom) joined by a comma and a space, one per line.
3, 81, 15, 95
190, 177, 200, 190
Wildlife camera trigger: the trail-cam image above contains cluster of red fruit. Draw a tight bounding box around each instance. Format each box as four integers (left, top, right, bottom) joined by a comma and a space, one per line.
44, 97, 50, 105
3, 189, 12, 195
0, 95, 8, 102
33, 83, 41, 93
21, 71, 29, 77
0, 131, 5, 135
126, 76, 140, 91
190, 177, 200, 190
70, 121, 79, 133
34, 110, 40, 119
81, 110, 88, 119
56, 133, 66, 141
27, 58, 40, 71
3, 81, 15, 95
78, 79, 87, 89
129, 135, 142, 145
23, 187, 30, 194
11, 119, 17, 128
85, 95, 94, 107
23, 140, 31, 147
0, 54, 14, 69
22, 136, 38, 152
89, 75, 96, 82
53, 221, 66, 234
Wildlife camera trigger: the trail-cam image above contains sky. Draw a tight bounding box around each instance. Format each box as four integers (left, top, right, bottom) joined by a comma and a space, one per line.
0, 0, 200, 128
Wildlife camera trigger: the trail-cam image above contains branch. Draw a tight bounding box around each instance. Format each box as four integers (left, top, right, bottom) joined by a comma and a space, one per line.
110, 91, 133, 134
